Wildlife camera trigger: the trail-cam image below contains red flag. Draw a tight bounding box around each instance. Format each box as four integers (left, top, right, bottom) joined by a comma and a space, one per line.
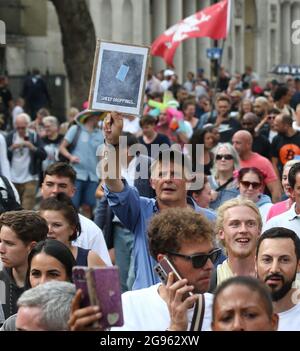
151, 0, 230, 67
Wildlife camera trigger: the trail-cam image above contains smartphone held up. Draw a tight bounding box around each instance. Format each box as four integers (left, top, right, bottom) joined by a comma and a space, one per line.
72, 266, 124, 329
154, 256, 193, 299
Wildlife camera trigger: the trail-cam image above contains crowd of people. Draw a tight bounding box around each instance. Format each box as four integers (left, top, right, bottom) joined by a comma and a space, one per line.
0, 64, 300, 332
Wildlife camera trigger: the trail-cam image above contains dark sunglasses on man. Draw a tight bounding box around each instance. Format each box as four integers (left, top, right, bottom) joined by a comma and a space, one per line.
165, 248, 222, 269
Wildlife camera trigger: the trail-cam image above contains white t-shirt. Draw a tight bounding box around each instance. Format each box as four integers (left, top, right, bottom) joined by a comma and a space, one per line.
0, 177, 20, 204
112, 283, 213, 331
278, 303, 300, 331
0, 134, 11, 181
12, 106, 24, 127
72, 214, 112, 266
11, 133, 36, 183
263, 203, 300, 236
122, 117, 141, 135
292, 121, 300, 132
268, 130, 278, 143
259, 203, 273, 226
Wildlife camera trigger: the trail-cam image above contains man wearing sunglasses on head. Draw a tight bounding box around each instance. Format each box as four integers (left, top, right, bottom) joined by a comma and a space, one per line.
69, 207, 220, 331
209, 197, 262, 292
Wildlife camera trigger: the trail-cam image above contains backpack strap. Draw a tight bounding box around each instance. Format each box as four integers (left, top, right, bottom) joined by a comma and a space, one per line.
215, 177, 234, 192
190, 294, 205, 331
68, 125, 81, 152
208, 268, 218, 293
0, 176, 16, 201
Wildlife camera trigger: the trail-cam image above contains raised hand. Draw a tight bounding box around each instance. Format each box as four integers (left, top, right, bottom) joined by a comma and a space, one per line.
68, 289, 103, 331
165, 273, 198, 331
103, 112, 123, 146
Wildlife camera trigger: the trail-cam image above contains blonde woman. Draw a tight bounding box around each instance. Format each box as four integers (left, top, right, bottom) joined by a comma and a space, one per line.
208, 143, 240, 209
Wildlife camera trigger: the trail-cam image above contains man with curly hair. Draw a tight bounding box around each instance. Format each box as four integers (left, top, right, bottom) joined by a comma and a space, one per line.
69, 207, 219, 331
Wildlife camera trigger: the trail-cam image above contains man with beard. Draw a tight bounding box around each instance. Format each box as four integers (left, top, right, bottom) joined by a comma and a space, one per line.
209, 197, 262, 290
256, 227, 300, 331
271, 113, 300, 177
241, 112, 271, 159
206, 94, 241, 143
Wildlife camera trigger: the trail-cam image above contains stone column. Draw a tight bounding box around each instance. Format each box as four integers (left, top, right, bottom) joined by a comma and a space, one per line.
197, 0, 211, 78
99, 0, 112, 40
291, 2, 300, 64
111, 0, 123, 42
255, 0, 268, 83
143, 0, 151, 45
182, 0, 197, 79
151, 0, 167, 73
168, 0, 183, 81
132, 0, 143, 44
281, 1, 291, 64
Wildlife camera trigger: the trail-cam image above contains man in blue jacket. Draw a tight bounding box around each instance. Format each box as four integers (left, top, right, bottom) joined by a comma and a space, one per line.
101, 112, 216, 290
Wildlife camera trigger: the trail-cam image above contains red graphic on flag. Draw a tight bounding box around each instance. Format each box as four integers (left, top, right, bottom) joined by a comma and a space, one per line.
151, 0, 230, 67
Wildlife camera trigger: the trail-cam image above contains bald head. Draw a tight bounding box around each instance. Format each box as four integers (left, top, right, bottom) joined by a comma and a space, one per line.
232, 130, 253, 157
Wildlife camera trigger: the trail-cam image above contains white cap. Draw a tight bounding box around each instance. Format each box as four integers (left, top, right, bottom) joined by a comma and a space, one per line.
164, 69, 175, 77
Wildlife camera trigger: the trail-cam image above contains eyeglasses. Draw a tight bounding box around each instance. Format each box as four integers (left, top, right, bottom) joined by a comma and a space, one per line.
240, 180, 261, 189
165, 248, 222, 269
216, 154, 234, 161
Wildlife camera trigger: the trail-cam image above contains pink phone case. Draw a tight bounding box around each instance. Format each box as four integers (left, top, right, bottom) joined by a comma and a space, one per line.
86, 266, 124, 329
72, 266, 90, 308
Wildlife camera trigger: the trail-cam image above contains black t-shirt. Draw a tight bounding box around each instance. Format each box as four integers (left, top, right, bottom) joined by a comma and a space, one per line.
252, 134, 271, 159
0, 87, 13, 113
0, 267, 26, 320
271, 131, 300, 174
217, 118, 241, 143
42, 134, 64, 146
138, 133, 171, 160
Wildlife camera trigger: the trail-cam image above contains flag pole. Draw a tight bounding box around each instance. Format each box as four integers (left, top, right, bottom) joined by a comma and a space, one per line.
214, 38, 226, 94
208, 38, 226, 122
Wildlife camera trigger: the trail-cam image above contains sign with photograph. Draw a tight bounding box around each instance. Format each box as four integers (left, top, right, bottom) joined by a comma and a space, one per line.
88, 40, 150, 116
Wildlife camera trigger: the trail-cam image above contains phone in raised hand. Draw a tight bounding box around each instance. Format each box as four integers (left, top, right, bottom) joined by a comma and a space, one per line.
154, 256, 193, 298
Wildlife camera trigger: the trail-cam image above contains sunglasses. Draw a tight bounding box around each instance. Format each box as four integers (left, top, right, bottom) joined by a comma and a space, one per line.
240, 180, 261, 189
165, 248, 222, 269
216, 154, 234, 161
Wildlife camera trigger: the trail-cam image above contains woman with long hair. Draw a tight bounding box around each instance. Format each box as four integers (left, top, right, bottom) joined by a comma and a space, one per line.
1, 239, 76, 331
189, 126, 216, 176
266, 160, 299, 221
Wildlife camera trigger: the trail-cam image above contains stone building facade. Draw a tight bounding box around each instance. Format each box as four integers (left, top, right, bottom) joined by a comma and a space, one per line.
1, 0, 300, 109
